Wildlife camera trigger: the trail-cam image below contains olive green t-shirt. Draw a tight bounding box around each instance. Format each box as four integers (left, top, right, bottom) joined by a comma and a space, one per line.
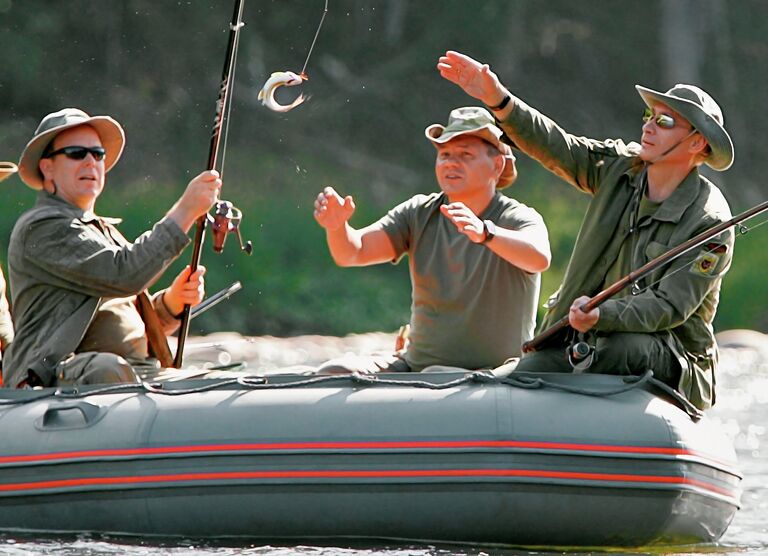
378, 191, 545, 371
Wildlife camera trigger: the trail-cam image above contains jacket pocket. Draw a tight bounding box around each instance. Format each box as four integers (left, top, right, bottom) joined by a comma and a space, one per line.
644, 241, 669, 262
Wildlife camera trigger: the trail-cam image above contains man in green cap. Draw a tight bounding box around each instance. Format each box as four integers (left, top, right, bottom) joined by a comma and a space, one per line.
438, 51, 735, 410
3, 108, 221, 388
313, 106, 551, 373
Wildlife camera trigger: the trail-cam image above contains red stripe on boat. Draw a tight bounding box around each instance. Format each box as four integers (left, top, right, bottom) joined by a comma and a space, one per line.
0, 468, 735, 498
0, 440, 725, 463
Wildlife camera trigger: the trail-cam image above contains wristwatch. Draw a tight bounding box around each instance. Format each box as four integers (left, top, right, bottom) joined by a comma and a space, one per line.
481, 219, 496, 244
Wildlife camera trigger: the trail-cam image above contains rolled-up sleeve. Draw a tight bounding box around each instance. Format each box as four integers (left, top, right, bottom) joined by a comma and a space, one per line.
151, 290, 182, 334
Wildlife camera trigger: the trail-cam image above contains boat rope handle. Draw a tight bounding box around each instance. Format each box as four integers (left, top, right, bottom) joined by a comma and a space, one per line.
4, 369, 662, 403
3, 369, 702, 419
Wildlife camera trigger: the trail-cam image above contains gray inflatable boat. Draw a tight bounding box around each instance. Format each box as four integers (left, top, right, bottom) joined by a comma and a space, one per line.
0, 370, 741, 548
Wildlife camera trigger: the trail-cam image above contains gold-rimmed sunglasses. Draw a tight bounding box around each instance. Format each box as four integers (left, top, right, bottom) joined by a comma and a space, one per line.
642, 107, 693, 130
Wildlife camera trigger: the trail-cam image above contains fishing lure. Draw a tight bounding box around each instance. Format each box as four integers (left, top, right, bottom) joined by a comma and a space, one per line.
258, 71, 308, 113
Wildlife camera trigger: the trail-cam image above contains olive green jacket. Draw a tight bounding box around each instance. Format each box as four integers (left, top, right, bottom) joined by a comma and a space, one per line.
3, 191, 189, 388
498, 99, 734, 410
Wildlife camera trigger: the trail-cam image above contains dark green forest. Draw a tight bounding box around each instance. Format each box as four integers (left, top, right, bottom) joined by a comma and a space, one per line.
1, 0, 766, 337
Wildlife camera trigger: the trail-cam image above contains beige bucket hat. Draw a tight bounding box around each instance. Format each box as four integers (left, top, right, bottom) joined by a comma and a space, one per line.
0, 162, 18, 183
636, 84, 734, 171
18, 108, 125, 189
425, 106, 517, 188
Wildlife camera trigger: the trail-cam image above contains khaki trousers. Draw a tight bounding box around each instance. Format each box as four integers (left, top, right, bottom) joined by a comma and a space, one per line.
56, 352, 140, 386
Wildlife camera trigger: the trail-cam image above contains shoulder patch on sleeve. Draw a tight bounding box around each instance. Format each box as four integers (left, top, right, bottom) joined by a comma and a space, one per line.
690, 248, 724, 277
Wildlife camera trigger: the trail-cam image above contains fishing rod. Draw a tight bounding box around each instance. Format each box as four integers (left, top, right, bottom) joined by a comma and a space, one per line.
174, 0, 250, 368
522, 199, 768, 354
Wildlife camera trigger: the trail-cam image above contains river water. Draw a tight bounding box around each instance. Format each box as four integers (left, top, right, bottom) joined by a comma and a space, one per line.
0, 338, 765, 556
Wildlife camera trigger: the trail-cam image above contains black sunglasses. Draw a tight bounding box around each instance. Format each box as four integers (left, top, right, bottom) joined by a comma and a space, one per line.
43, 145, 107, 161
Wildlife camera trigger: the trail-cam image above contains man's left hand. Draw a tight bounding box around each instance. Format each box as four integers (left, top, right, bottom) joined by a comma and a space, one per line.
440, 203, 485, 243
163, 265, 206, 317
568, 295, 599, 332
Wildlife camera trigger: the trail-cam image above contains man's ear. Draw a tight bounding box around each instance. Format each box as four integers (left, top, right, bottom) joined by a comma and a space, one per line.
39, 158, 53, 182
690, 133, 709, 155
495, 152, 505, 178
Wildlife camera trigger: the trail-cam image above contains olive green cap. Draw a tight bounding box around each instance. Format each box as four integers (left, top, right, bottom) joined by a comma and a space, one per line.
425, 106, 517, 188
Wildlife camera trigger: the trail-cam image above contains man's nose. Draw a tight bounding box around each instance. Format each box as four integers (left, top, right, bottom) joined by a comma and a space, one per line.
440, 155, 459, 165
642, 120, 655, 133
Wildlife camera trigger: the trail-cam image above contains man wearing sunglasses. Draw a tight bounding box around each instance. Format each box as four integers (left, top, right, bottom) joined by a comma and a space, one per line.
438, 51, 734, 411
3, 108, 221, 389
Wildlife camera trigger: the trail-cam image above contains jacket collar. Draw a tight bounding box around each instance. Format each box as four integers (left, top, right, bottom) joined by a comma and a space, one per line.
650, 168, 701, 223
36, 189, 123, 225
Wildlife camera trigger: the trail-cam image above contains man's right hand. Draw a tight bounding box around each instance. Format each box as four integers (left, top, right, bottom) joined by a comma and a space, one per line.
314, 186, 356, 231
437, 51, 509, 109
168, 170, 222, 233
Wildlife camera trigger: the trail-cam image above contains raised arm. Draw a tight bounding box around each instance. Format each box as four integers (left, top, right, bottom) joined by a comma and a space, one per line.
313, 186, 396, 267
438, 51, 632, 196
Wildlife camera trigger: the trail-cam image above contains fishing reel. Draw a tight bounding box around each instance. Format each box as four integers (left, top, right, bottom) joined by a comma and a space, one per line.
210, 200, 253, 255
567, 333, 596, 373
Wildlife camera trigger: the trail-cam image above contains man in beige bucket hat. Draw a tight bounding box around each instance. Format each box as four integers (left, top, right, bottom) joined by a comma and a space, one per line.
312, 106, 551, 374
439, 51, 735, 411
3, 108, 222, 389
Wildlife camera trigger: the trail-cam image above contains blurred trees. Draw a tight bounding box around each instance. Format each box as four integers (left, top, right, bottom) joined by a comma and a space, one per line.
1, 0, 766, 336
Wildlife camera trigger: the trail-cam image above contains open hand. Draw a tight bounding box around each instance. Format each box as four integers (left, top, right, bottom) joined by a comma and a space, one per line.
437, 51, 505, 106
314, 186, 356, 231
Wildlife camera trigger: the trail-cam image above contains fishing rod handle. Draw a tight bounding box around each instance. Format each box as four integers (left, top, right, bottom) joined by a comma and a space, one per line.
173, 214, 208, 368
522, 316, 569, 353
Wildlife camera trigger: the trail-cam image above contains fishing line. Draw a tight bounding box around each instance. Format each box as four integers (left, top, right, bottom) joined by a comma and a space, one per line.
299, 0, 329, 77
218, 18, 245, 182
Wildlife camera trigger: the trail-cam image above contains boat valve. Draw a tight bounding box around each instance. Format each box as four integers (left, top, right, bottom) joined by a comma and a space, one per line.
211, 200, 253, 255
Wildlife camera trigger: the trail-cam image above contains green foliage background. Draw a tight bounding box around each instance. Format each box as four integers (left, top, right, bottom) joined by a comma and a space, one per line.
1, 0, 766, 338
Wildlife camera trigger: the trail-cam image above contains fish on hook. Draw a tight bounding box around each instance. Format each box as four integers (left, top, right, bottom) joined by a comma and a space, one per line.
258, 71, 308, 113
